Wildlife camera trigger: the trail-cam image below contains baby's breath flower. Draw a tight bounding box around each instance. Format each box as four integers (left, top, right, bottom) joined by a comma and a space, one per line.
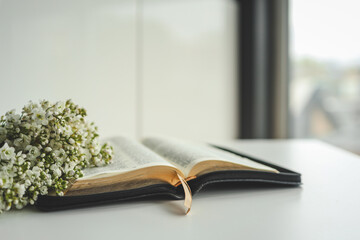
0, 99, 113, 213
54, 101, 65, 114
0, 143, 16, 161
25, 145, 40, 161
31, 108, 48, 126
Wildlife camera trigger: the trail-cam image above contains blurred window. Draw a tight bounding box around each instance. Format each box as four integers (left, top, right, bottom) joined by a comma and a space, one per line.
290, 0, 360, 154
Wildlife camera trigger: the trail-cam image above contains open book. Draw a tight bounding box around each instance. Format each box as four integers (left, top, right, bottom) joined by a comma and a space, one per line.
36, 136, 301, 213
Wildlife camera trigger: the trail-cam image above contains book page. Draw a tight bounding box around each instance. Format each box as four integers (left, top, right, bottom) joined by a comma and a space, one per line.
142, 136, 277, 177
81, 136, 175, 179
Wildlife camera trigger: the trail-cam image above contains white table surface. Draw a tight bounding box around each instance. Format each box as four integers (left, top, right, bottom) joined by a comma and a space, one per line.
1, 139, 360, 240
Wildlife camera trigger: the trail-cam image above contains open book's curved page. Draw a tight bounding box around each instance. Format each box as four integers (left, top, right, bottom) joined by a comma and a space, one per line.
142, 136, 277, 177
81, 137, 174, 179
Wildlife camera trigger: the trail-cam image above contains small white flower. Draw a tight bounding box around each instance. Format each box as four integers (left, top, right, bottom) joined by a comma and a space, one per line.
45, 147, 52, 152
90, 143, 101, 155
25, 101, 38, 111
14, 183, 26, 198
13, 135, 31, 149
25, 145, 40, 161
0, 173, 13, 188
51, 164, 62, 177
5, 110, 20, 123
40, 100, 50, 109
103, 144, 113, 155
39, 186, 48, 195
54, 101, 65, 114
13, 138, 23, 148
31, 166, 41, 178
63, 125, 73, 137
80, 148, 91, 161
64, 161, 76, 173
17, 157, 25, 165
54, 149, 66, 162
31, 108, 48, 125
0, 143, 16, 161
24, 179, 31, 187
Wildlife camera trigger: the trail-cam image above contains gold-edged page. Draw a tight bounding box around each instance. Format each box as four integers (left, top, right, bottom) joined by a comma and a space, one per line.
142, 136, 278, 178
81, 136, 179, 180
67, 136, 189, 199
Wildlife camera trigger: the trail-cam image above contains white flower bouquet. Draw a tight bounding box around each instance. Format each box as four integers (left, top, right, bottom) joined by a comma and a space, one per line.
0, 100, 113, 213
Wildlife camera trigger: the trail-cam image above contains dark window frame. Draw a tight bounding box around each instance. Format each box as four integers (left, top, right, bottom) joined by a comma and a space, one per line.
236, 0, 289, 139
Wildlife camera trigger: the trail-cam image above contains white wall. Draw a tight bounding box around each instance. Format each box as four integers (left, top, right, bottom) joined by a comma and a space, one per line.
142, 0, 238, 141
0, 0, 238, 141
